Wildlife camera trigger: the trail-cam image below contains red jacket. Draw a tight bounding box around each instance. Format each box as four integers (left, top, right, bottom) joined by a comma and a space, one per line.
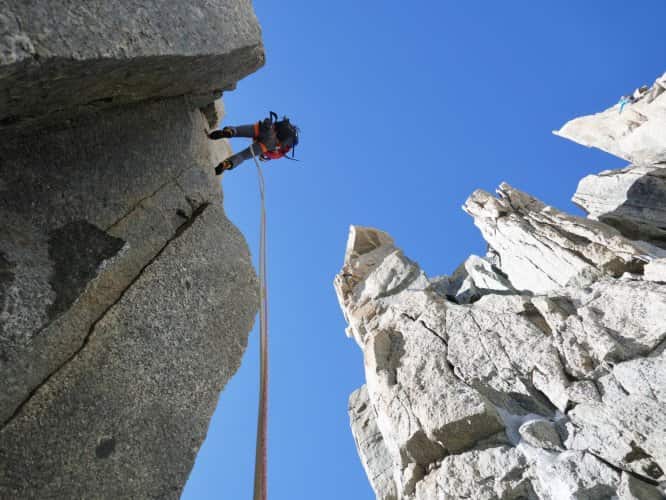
261, 145, 292, 161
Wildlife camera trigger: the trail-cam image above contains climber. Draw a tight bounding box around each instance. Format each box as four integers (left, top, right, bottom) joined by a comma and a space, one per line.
618, 84, 649, 113
208, 112, 299, 175
618, 95, 634, 113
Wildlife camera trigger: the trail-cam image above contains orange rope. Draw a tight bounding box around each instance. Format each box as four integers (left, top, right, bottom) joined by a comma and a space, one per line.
250, 147, 269, 500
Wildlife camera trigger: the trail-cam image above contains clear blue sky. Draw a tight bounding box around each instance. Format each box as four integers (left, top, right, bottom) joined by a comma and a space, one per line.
183, 1, 666, 498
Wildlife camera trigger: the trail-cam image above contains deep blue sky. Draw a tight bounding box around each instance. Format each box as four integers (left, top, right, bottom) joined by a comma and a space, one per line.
183, 2, 666, 498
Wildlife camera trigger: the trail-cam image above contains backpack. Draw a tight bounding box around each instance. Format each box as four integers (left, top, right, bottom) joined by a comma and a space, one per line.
268, 111, 299, 160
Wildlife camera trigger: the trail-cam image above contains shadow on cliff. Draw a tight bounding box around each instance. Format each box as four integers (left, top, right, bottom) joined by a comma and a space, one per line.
591, 168, 666, 249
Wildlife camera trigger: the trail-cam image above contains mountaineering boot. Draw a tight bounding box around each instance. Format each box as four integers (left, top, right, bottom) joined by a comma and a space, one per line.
208, 127, 236, 140
214, 159, 234, 175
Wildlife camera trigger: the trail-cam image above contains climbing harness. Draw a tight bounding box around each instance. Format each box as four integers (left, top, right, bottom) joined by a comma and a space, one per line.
250, 146, 269, 500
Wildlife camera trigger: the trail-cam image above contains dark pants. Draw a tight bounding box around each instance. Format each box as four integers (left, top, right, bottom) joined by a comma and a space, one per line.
223, 121, 278, 169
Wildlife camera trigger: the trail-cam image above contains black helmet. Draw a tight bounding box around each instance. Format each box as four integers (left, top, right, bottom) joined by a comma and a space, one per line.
275, 116, 299, 148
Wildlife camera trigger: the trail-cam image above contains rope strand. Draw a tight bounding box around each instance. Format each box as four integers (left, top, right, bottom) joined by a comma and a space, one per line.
250, 147, 269, 500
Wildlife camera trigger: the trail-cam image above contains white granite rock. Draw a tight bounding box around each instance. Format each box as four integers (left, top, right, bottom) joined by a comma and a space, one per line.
564, 351, 666, 483
518, 420, 563, 451
617, 472, 664, 500
573, 165, 666, 245
532, 278, 666, 378
522, 447, 620, 500
338, 70, 666, 499
335, 226, 506, 496
413, 446, 533, 500
338, 222, 666, 497
566, 380, 602, 405
555, 72, 666, 165
463, 183, 654, 294
431, 254, 515, 304
348, 386, 398, 500
445, 294, 570, 413
645, 258, 666, 282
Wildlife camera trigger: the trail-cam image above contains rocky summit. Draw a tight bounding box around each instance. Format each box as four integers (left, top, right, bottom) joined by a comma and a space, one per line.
0, 2, 262, 498
336, 72, 666, 499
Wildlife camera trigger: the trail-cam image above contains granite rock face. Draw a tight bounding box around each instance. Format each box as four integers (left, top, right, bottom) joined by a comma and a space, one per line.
0, 204, 258, 499
557, 73, 666, 250
0, 2, 262, 498
572, 166, 666, 247
349, 386, 399, 500
0, 0, 264, 132
462, 183, 655, 294
338, 71, 666, 499
554, 72, 666, 165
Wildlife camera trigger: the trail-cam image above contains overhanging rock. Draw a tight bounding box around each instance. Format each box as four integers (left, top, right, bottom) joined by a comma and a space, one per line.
557, 73, 666, 249
554, 72, 666, 165
0, 0, 265, 131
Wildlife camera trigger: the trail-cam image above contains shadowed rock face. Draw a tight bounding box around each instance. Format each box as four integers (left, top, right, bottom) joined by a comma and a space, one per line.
337, 71, 666, 500
558, 73, 666, 249
573, 165, 666, 248
0, 1, 262, 498
0, 251, 15, 326
0, 202, 258, 499
47, 220, 126, 320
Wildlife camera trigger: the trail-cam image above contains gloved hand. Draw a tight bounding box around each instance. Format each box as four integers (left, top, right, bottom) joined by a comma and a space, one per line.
208, 127, 236, 140
221, 126, 236, 138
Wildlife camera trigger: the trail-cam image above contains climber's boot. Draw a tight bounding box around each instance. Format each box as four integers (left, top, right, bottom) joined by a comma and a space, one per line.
208, 127, 236, 140
214, 159, 234, 175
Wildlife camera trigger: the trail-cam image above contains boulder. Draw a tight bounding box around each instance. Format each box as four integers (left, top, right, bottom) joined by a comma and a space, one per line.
430, 254, 515, 304
518, 420, 563, 451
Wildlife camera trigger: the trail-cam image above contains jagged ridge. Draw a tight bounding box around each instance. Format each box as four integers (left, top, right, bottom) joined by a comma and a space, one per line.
336, 72, 666, 499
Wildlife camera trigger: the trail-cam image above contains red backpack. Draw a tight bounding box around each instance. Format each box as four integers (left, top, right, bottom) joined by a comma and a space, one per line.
261, 146, 292, 161
259, 112, 299, 161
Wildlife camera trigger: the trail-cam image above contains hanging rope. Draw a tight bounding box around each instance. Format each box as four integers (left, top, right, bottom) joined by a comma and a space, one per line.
250, 146, 269, 500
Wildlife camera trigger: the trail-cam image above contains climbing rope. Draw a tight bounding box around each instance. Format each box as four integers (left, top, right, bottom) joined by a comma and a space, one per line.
250, 147, 269, 500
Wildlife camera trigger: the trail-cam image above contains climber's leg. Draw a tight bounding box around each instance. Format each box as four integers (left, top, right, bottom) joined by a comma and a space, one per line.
208, 124, 257, 140
214, 143, 263, 175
